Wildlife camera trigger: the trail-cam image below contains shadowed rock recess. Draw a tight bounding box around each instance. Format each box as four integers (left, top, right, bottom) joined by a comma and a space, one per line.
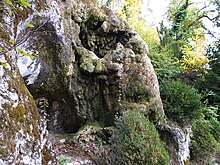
0, 0, 190, 164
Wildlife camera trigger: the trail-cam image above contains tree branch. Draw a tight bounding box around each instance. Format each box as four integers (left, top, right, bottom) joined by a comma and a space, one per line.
0, 18, 51, 56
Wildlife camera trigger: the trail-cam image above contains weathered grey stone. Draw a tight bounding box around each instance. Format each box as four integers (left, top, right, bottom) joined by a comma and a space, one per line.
0, 0, 190, 164
0, 58, 56, 164
158, 121, 191, 165
13, 1, 164, 132
12, 0, 164, 134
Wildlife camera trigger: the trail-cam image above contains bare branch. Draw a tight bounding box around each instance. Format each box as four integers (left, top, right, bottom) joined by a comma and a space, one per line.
0, 18, 51, 56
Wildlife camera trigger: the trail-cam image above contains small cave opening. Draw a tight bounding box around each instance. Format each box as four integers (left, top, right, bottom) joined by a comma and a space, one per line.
35, 93, 84, 134
24, 22, 78, 133
25, 21, 83, 134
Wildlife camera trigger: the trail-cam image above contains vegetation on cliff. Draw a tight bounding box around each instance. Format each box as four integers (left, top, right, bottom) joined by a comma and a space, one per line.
1, 0, 220, 164
116, 0, 220, 163
110, 110, 169, 165
101, 0, 220, 163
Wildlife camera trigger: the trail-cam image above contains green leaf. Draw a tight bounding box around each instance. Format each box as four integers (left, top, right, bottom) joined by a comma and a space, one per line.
26, 53, 37, 60
17, 48, 29, 57
25, 23, 34, 28
17, 48, 37, 59
0, 62, 7, 68
36, 13, 42, 17
0, 47, 2, 51
20, 0, 30, 7
9, 39, 14, 44
4, 0, 12, 5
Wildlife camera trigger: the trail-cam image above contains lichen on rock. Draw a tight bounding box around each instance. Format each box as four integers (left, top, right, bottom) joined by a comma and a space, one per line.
0, 58, 56, 164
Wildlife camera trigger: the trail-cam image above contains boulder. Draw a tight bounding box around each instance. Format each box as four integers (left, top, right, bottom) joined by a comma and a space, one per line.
16, 0, 164, 134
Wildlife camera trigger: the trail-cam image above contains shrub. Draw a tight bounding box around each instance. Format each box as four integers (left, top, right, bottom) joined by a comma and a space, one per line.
160, 79, 203, 124
149, 48, 181, 80
109, 110, 169, 165
190, 119, 220, 163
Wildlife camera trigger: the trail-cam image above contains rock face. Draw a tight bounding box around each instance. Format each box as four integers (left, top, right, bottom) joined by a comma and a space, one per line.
17, 0, 164, 133
0, 58, 55, 164
0, 1, 56, 164
0, 0, 190, 164
158, 122, 191, 165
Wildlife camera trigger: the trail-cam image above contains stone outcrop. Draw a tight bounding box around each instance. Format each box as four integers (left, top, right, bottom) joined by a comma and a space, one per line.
0, 0, 190, 164
0, 1, 56, 164
158, 122, 191, 165
16, 0, 164, 133
0, 57, 55, 164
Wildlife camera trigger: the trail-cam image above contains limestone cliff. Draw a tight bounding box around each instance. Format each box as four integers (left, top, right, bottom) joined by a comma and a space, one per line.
15, 0, 164, 133
0, 0, 190, 164
0, 1, 56, 164
0, 56, 55, 164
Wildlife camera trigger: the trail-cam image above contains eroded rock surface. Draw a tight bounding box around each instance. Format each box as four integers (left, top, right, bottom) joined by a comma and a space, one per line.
16, 0, 164, 134
0, 57, 55, 164
0, 0, 190, 164
158, 122, 192, 165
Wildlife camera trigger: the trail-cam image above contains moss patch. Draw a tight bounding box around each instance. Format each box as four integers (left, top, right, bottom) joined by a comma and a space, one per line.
9, 105, 26, 123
